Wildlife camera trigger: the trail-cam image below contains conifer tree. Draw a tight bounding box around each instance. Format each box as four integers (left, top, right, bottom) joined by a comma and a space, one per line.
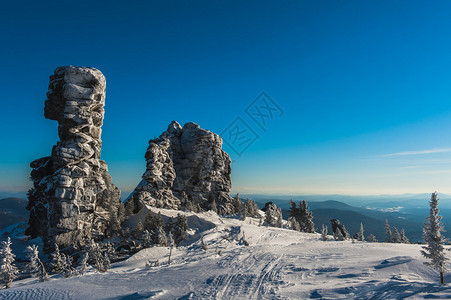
0, 237, 19, 289
233, 193, 242, 215
385, 219, 392, 242
290, 218, 301, 231
421, 192, 448, 284
86, 239, 104, 272
400, 228, 410, 244
26, 245, 49, 282
78, 252, 89, 276
264, 202, 283, 227
143, 229, 152, 247
357, 223, 365, 242
392, 227, 401, 243
51, 243, 64, 274
367, 234, 377, 242
168, 232, 175, 265
174, 213, 189, 242
321, 224, 328, 241
341, 225, 350, 239
61, 254, 74, 278
133, 220, 145, 238
155, 226, 168, 246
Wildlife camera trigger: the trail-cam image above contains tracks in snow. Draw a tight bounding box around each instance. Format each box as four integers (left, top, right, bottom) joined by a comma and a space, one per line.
199, 250, 287, 300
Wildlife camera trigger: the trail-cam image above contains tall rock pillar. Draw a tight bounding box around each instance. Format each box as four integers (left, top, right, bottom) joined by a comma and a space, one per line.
26, 66, 120, 252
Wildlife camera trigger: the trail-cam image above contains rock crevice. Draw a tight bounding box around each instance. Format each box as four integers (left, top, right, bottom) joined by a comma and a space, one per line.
27, 66, 120, 252
126, 121, 234, 215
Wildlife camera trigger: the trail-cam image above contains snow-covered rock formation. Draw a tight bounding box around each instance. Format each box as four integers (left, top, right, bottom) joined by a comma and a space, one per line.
126, 121, 234, 215
26, 66, 121, 252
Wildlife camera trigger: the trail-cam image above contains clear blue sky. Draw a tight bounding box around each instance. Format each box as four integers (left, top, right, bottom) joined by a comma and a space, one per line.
1, 0, 451, 196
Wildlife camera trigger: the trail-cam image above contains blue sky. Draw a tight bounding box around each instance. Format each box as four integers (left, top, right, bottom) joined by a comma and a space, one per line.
1, 0, 451, 196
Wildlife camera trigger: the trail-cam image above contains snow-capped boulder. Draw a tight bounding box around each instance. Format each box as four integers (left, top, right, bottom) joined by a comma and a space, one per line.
26, 66, 121, 252
126, 121, 234, 215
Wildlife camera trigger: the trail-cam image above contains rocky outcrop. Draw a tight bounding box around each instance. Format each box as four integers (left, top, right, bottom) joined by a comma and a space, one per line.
26, 66, 121, 252
126, 121, 234, 215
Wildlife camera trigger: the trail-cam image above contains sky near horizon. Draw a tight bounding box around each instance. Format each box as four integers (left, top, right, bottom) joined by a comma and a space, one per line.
1, 1, 451, 196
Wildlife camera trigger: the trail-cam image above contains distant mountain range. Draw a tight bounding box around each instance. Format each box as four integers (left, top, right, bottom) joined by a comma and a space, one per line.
0, 197, 28, 231
3, 192, 451, 243
244, 194, 451, 243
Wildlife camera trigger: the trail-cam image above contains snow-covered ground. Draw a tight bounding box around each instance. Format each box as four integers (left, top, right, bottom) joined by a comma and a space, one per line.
2, 209, 451, 299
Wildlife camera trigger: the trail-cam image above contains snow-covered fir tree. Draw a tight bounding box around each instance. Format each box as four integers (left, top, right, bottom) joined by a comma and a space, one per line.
233, 193, 242, 215
168, 232, 175, 265
102, 252, 111, 271
0, 237, 19, 289
143, 229, 152, 248
367, 234, 377, 242
357, 223, 365, 241
173, 213, 189, 242
243, 199, 259, 219
385, 219, 392, 242
78, 252, 89, 276
133, 220, 145, 238
86, 239, 104, 272
264, 202, 283, 228
392, 227, 401, 243
321, 224, 328, 241
288, 200, 315, 233
26, 245, 49, 282
61, 254, 74, 278
421, 192, 448, 284
154, 226, 168, 246
51, 243, 65, 274
109, 205, 122, 237
400, 228, 410, 244
290, 218, 301, 231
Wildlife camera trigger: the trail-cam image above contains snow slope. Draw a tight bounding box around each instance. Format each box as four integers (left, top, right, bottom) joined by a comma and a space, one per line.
1, 209, 451, 299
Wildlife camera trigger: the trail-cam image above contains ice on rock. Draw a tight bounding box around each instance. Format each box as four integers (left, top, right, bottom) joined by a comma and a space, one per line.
26, 66, 121, 253
126, 121, 234, 215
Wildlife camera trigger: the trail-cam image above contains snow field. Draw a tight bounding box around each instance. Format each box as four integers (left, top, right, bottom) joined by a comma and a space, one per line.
2, 209, 451, 299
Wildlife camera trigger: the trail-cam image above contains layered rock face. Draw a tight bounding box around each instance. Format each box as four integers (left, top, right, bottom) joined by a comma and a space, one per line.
126, 121, 234, 215
26, 66, 120, 252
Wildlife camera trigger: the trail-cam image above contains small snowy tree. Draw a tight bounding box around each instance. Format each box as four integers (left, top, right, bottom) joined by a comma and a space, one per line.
86, 239, 104, 272
102, 252, 111, 271
341, 225, 350, 239
264, 202, 283, 227
168, 232, 175, 265
233, 193, 242, 215
26, 245, 49, 282
143, 229, 152, 248
51, 243, 65, 274
400, 228, 410, 244
321, 224, 328, 241
367, 234, 377, 242
0, 237, 19, 289
155, 226, 168, 246
290, 218, 301, 231
78, 252, 89, 276
385, 219, 392, 242
421, 192, 448, 284
173, 213, 189, 243
392, 227, 401, 243
61, 254, 74, 278
357, 223, 365, 242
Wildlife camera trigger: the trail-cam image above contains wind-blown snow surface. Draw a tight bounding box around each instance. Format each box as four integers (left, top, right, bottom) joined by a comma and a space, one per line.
2, 209, 451, 299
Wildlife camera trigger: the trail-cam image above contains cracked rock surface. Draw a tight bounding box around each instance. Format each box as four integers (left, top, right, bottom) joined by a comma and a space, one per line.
126, 121, 234, 215
27, 66, 120, 252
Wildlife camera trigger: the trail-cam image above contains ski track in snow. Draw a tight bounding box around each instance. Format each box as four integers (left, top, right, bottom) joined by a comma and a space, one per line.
2, 209, 451, 299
